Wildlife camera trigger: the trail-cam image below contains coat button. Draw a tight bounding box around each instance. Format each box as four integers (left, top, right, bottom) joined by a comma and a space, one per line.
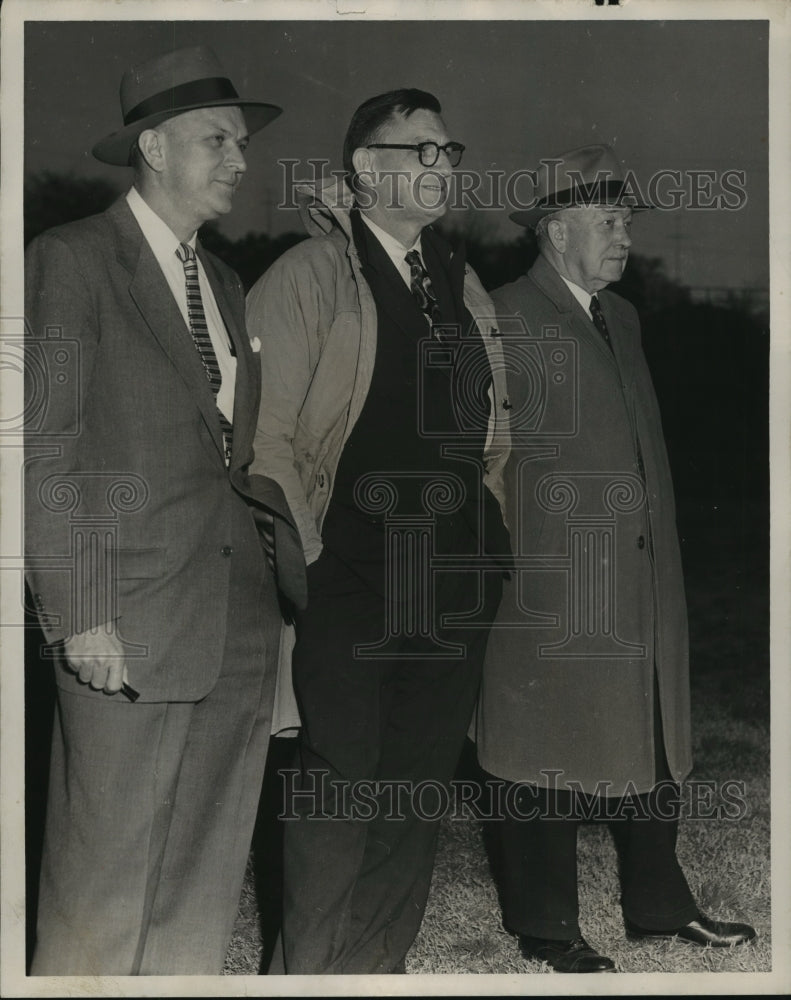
221, 546, 233, 557
637, 535, 646, 549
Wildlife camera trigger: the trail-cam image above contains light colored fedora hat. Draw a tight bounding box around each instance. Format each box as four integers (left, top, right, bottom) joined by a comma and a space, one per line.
93, 45, 282, 166
510, 143, 653, 229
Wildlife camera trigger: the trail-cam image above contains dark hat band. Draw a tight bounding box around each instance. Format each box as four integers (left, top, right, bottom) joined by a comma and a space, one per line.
124, 76, 239, 125
539, 178, 633, 209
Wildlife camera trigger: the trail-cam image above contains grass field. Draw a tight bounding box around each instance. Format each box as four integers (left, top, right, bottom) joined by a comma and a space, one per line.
223, 500, 771, 979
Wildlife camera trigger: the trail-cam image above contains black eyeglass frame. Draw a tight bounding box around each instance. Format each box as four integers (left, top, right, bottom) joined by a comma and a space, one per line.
365, 141, 465, 167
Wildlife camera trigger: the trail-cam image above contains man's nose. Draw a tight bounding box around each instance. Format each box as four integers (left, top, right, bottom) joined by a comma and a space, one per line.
434, 147, 454, 177
226, 142, 247, 174
616, 223, 632, 248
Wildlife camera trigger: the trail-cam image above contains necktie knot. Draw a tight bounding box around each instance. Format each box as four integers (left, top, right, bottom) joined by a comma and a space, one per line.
176, 242, 196, 265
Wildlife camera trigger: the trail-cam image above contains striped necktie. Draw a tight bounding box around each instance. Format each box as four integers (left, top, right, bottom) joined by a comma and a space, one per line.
175, 242, 233, 465
405, 249, 443, 336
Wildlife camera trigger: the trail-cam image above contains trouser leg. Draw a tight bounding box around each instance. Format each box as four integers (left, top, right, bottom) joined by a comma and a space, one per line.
610, 674, 697, 929
342, 593, 496, 973
138, 521, 280, 974
30, 689, 189, 976
495, 783, 583, 940
610, 782, 698, 930
283, 554, 501, 973
281, 553, 389, 974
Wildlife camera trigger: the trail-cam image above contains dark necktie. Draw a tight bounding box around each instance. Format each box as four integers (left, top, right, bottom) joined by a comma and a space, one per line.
590, 293, 645, 480
589, 295, 613, 352
176, 242, 233, 465
405, 249, 443, 336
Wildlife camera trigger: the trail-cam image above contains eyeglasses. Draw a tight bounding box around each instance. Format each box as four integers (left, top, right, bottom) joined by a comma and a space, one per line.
366, 141, 465, 168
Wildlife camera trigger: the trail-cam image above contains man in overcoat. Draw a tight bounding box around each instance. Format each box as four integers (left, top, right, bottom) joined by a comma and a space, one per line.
25, 45, 305, 975
247, 88, 512, 974
473, 144, 754, 972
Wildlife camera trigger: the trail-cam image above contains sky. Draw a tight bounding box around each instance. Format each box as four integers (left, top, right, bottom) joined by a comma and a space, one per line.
22, 17, 769, 291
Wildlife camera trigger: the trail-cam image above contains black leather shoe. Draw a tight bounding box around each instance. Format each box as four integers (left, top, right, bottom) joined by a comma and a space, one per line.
518, 935, 615, 973
625, 913, 756, 947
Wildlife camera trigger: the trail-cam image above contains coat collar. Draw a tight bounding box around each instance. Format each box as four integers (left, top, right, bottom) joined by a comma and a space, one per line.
529, 253, 622, 366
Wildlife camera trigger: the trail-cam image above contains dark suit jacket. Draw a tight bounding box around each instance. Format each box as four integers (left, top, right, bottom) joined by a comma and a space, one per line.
320, 212, 508, 589
24, 196, 305, 701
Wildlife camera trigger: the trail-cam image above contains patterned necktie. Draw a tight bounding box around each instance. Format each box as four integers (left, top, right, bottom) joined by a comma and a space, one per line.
589, 295, 614, 353
405, 249, 443, 335
175, 242, 233, 465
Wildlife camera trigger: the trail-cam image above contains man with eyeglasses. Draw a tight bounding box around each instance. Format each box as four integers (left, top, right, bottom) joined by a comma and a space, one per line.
247, 88, 511, 974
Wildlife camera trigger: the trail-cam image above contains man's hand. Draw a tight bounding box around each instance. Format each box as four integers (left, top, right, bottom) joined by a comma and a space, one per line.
64, 627, 130, 695
257, 509, 276, 573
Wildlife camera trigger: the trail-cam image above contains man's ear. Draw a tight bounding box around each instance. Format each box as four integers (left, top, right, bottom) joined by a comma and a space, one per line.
351, 147, 374, 184
136, 128, 167, 173
351, 147, 378, 208
546, 217, 566, 254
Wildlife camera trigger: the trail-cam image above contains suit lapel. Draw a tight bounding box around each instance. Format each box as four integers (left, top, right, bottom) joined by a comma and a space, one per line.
108, 199, 225, 463
531, 255, 620, 369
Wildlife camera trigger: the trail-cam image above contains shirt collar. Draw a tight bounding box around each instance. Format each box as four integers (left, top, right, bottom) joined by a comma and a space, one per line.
126, 186, 197, 261
559, 274, 594, 317
359, 212, 422, 265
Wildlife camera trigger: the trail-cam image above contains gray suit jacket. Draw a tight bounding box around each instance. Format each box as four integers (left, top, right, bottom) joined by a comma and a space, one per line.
25, 196, 306, 701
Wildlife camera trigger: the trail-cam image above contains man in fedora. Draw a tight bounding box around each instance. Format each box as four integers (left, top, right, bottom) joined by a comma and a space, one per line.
472, 144, 755, 971
25, 44, 305, 974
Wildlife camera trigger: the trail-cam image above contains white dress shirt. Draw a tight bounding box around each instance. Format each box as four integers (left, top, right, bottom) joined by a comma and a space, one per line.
359, 212, 423, 288
126, 186, 236, 423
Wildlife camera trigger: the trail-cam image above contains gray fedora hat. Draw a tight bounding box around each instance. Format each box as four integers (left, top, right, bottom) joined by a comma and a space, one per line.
93, 45, 282, 166
510, 143, 653, 229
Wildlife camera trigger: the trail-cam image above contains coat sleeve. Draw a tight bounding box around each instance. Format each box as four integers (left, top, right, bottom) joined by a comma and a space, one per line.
246, 248, 327, 564
24, 231, 104, 641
